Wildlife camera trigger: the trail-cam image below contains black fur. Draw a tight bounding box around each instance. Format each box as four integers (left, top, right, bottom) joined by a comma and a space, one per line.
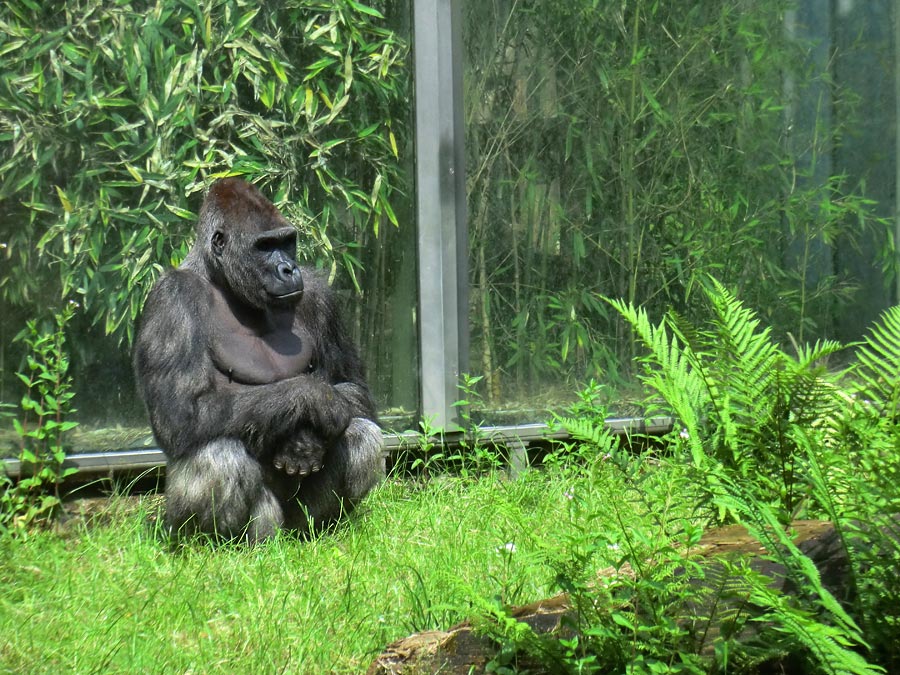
133, 178, 384, 542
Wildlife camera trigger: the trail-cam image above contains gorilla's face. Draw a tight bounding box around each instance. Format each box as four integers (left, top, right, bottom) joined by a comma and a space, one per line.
211, 225, 304, 310
194, 178, 306, 311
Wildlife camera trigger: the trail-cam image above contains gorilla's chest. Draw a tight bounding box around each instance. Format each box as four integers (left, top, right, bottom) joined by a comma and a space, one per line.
208, 295, 315, 385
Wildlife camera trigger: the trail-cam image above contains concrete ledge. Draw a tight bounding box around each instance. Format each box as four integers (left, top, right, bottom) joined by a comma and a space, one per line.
2, 418, 673, 479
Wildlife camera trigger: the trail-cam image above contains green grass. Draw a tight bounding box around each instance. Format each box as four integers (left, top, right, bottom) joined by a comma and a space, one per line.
0, 463, 645, 674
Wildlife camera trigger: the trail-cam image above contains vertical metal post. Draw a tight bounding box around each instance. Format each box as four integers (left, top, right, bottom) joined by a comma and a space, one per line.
413, 0, 468, 430
895, 0, 900, 304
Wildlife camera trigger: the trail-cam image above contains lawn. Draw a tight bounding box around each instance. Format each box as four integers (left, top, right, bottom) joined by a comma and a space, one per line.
1, 462, 644, 674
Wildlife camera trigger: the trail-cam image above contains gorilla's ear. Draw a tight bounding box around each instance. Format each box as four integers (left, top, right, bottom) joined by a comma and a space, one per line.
211, 230, 226, 256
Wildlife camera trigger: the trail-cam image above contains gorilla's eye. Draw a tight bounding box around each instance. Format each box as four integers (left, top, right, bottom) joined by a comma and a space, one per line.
254, 228, 298, 256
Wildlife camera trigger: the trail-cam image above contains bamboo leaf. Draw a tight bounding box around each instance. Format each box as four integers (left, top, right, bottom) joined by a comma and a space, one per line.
55, 186, 73, 214
347, 0, 384, 19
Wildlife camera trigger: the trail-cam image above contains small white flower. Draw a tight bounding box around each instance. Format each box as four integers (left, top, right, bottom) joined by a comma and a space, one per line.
679, 428, 690, 440
498, 542, 517, 554
607, 543, 620, 551
564, 489, 575, 500
602, 452, 612, 461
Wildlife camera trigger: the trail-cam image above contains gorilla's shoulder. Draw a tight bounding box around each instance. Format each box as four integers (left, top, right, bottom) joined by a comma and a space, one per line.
298, 265, 330, 294
151, 268, 212, 300
143, 268, 214, 322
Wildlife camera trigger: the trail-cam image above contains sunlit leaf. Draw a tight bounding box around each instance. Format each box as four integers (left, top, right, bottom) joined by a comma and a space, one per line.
347, 1, 384, 19
55, 186, 73, 214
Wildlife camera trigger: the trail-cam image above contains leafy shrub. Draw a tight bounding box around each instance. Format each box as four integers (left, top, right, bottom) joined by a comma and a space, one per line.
476, 282, 900, 673
607, 277, 846, 516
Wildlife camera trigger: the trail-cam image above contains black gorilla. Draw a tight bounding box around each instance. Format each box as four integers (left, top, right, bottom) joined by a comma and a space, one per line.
133, 178, 384, 542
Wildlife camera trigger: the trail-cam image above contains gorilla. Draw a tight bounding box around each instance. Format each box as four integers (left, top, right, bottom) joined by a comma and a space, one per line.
133, 177, 384, 543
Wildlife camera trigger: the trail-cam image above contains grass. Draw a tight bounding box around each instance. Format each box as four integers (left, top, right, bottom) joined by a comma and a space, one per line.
0, 460, 652, 674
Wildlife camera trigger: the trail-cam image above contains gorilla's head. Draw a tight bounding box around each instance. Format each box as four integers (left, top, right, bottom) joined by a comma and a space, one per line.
196, 178, 304, 310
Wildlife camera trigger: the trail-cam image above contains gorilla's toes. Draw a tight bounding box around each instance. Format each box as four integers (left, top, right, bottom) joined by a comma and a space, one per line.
273, 444, 324, 477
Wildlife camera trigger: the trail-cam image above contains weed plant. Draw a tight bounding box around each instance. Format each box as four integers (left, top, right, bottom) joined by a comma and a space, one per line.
1, 305, 79, 537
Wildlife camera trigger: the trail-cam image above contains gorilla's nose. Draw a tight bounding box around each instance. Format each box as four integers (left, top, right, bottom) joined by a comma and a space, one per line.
277, 261, 300, 282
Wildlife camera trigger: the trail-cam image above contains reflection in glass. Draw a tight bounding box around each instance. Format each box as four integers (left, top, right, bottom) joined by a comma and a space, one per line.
462, 0, 897, 421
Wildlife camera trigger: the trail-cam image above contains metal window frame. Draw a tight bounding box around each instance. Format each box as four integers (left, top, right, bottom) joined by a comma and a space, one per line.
412, 0, 469, 431
1, 418, 674, 479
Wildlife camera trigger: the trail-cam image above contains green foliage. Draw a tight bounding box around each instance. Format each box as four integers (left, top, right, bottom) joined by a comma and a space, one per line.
479, 286, 900, 673
1, 304, 79, 537
608, 277, 846, 515
852, 305, 900, 415
452, 373, 505, 476
818, 306, 900, 668
397, 414, 447, 480
0, 0, 408, 341
551, 461, 714, 674
396, 374, 505, 480
479, 423, 883, 673
706, 475, 881, 675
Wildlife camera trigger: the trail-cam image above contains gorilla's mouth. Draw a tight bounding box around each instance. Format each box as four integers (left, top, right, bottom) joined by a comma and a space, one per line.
270, 289, 304, 301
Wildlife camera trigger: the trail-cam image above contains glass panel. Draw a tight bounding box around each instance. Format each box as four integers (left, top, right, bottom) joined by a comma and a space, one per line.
462, 0, 897, 421
0, 1, 415, 454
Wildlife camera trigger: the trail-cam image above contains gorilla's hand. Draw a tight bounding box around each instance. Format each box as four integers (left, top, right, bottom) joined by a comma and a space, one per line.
272, 428, 327, 476
307, 381, 353, 440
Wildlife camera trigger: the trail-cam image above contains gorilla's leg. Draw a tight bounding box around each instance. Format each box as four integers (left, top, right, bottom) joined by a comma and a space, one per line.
165, 438, 284, 543
286, 418, 385, 531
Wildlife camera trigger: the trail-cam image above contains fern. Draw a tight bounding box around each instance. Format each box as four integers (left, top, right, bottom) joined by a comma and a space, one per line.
557, 414, 616, 451
703, 278, 780, 426
607, 278, 845, 513
592, 282, 900, 671
749, 583, 882, 675
707, 469, 883, 674
606, 297, 709, 465
853, 305, 900, 414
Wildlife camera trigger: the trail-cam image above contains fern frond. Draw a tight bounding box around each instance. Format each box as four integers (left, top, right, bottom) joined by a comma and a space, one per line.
854, 305, 900, 414
709, 470, 881, 673
779, 361, 844, 434
701, 278, 780, 428
713, 471, 864, 639
794, 339, 845, 370
557, 415, 615, 450
606, 297, 708, 465
750, 585, 882, 675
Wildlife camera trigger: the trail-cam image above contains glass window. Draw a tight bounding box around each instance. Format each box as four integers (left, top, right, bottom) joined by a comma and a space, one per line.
0, 1, 416, 453
462, 0, 897, 420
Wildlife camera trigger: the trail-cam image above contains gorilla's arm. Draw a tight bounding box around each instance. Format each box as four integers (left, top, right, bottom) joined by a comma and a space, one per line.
300, 272, 378, 421
268, 273, 378, 476
134, 271, 352, 460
